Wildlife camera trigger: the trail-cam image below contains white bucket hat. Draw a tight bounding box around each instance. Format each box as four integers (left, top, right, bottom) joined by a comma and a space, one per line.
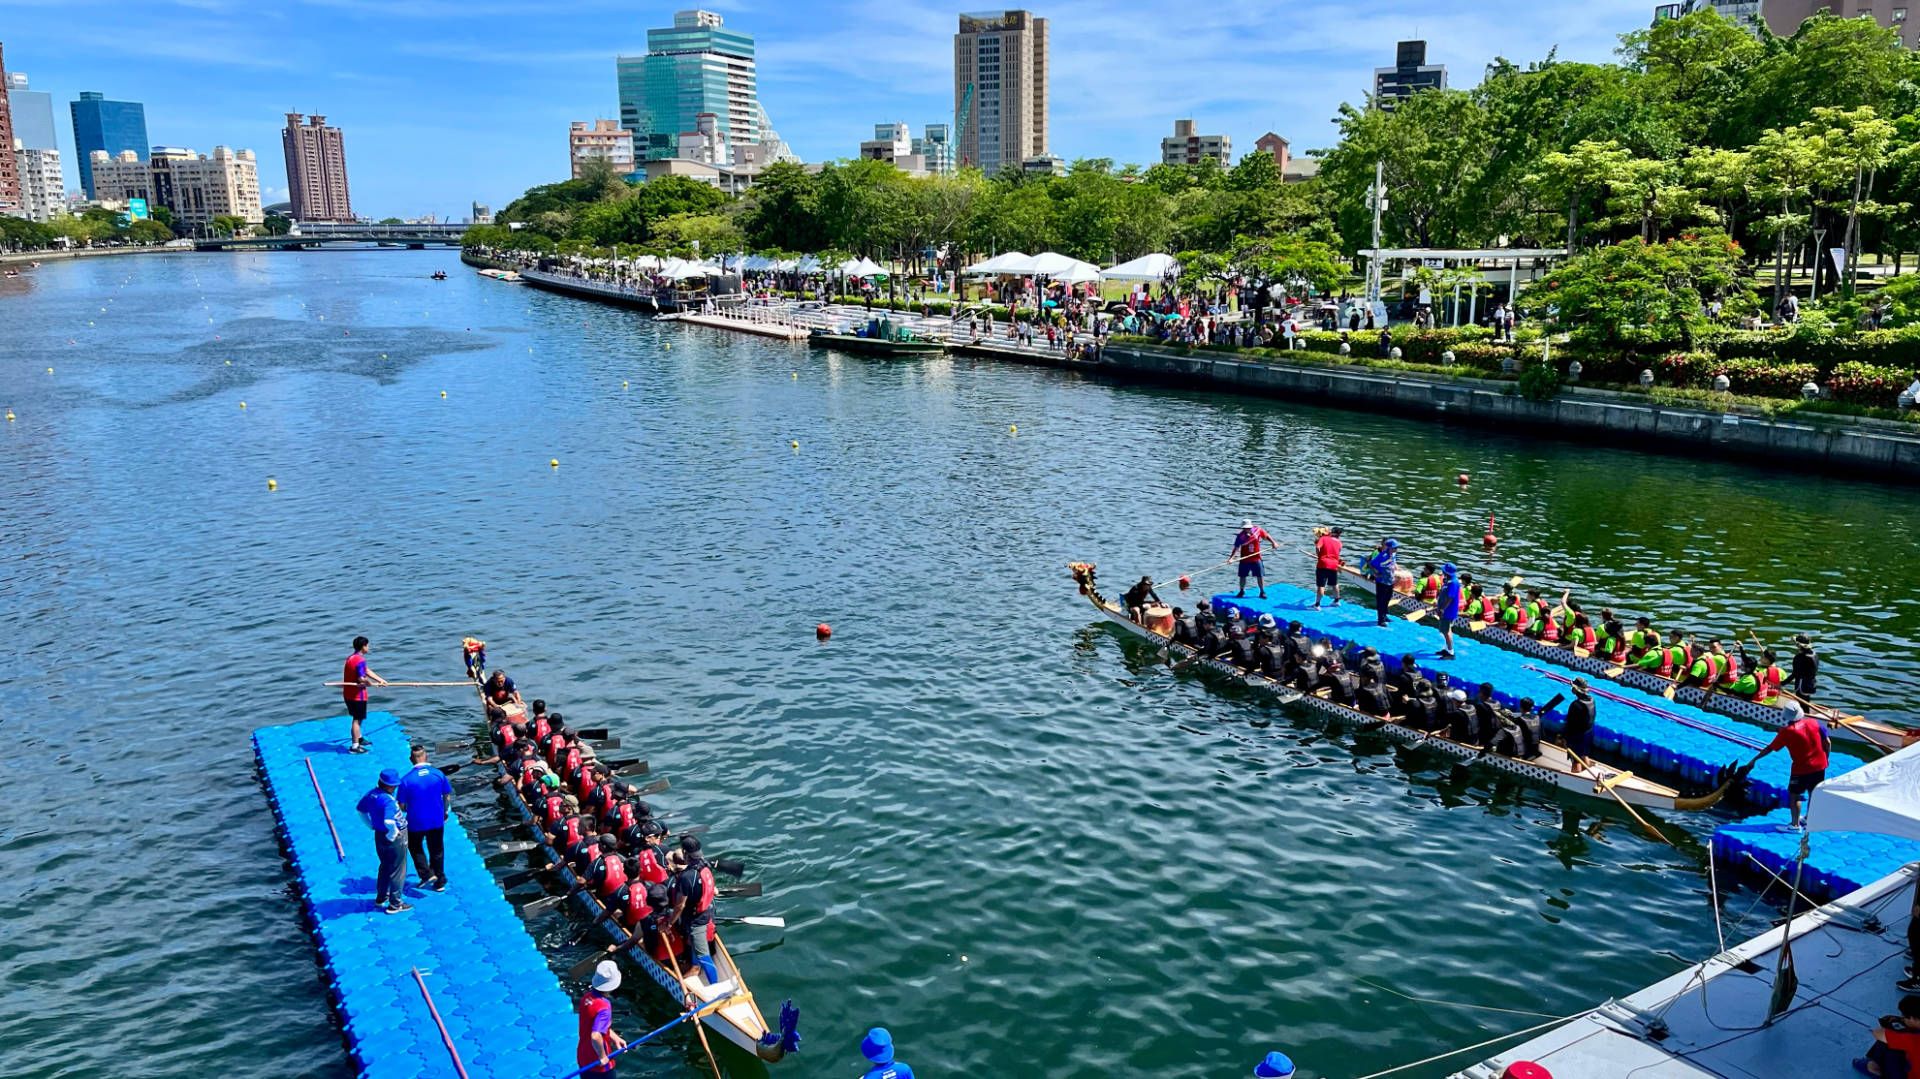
591, 960, 621, 992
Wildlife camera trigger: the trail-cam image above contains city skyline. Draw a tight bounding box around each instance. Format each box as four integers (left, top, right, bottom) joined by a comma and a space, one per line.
3, 0, 1659, 216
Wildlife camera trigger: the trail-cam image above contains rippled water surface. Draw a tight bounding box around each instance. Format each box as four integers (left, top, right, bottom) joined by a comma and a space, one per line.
3, 251, 1917, 1079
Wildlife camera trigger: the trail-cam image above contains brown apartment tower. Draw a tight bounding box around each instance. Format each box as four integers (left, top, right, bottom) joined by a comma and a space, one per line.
282, 113, 353, 221
954, 11, 1048, 175
0, 44, 22, 212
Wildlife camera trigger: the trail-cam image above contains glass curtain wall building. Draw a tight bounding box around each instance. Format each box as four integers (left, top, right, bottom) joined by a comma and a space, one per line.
70, 91, 149, 197
617, 10, 761, 164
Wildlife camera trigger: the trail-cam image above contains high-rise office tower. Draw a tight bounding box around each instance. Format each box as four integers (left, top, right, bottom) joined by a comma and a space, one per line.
6, 71, 57, 151
954, 11, 1049, 175
281, 113, 353, 222
0, 45, 22, 211
70, 90, 149, 198
618, 10, 763, 164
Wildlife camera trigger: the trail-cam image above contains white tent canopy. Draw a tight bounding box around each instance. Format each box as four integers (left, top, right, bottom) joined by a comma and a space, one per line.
1810, 742, 1920, 844
1104, 252, 1180, 281
662, 260, 721, 280
965, 251, 1030, 276
837, 256, 886, 276
1021, 252, 1102, 280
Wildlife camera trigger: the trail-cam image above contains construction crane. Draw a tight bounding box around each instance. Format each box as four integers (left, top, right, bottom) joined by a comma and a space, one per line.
954, 82, 973, 169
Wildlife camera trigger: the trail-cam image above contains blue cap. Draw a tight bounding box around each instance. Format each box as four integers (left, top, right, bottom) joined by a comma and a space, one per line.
1442, 562, 1457, 576
1383, 538, 1399, 550
861, 1028, 894, 1065
379, 768, 402, 786
1255, 1051, 1296, 1078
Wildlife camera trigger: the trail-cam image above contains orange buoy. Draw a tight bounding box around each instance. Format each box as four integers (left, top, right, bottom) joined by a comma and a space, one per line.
815, 623, 832, 640
1457, 472, 1470, 485
1483, 514, 1499, 548
1178, 575, 1192, 591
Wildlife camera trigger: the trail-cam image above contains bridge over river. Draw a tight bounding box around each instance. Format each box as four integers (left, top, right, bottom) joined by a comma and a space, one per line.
194, 222, 467, 251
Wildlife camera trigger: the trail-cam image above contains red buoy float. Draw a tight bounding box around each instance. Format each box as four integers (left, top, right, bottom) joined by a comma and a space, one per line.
1178, 575, 1192, 591
1457, 472, 1470, 485
1483, 512, 1499, 548
816, 623, 832, 640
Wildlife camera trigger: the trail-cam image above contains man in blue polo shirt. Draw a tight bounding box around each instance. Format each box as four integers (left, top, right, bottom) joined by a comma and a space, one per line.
860, 1028, 913, 1079
357, 768, 411, 914
397, 745, 453, 892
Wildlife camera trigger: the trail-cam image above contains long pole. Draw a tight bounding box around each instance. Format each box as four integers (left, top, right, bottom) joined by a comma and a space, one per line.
305, 757, 345, 861
1366, 159, 1385, 305
411, 967, 472, 1079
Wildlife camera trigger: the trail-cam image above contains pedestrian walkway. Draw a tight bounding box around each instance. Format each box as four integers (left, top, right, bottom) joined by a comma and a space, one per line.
255, 711, 575, 1079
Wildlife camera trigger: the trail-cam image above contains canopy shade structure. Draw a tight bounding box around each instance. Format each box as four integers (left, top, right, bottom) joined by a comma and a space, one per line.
964, 251, 1030, 276
662, 260, 721, 280
1022, 252, 1102, 280
1102, 253, 1180, 281
836, 256, 886, 276
1810, 742, 1920, 844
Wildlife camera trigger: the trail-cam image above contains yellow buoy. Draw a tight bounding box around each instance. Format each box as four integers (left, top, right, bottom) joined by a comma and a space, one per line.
240, 401, 247, 409
622, 380, 629, 390
790, 440, 799, 449
266, 477, 278, 490
791, 372, 798, 379
550, 458, 560, 468
5, 410, 14, 422
381, 353, 387, 359
664, 343, 671, 350
440, 390, 447, 399
46, 367, 53, 375
225, 360, 231, 366
1010, 424, 1018, 434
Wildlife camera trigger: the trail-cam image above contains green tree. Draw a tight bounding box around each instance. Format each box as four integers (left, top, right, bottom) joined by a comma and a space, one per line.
1317, 90, 1495, 252
1524, 230, 1750, 344
211, 215, 248, 237
150, 205, 175, 229
261, 211, 292, 236
654, 212, 744, 256
1529, 140, 1633, 249
128, 219, 175, 244
740, 161, 823, 252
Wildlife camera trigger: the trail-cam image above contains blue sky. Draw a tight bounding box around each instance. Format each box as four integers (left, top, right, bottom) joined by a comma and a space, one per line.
1, 0, 1654, 218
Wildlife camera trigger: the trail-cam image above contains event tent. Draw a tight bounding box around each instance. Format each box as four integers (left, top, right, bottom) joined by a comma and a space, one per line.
965, 251, 1031, 275
1810, 741, 1920, 844
1103, 253, 1180, 281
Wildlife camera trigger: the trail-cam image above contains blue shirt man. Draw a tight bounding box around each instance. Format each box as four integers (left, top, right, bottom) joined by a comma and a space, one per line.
356, 769, 411, 913
1361, 538, 1400, 628
860, 1028, 914, 1079
1435, 561, 1463, 660
396, 748, 454, 891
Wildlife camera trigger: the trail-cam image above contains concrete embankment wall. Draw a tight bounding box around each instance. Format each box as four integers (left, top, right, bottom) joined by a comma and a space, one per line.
954, 341, 1920, 481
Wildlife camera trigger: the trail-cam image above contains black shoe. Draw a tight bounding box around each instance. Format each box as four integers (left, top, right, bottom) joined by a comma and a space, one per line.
349, 741, 369, 754
1259, 592, 1267, 599
1439, 650, 1455, 660
431, 877, 447, 892
1378, 621, 1390, 628
385, 901, 413, 915
1235, 591, 1246, 598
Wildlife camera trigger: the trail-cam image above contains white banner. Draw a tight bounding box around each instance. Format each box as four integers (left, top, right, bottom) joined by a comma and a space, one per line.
1831, 247, 1848, 277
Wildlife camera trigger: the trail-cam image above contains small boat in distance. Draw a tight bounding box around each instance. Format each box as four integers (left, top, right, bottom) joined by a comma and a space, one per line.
476, 268, 521, 282
807, 327, 945, 357
430, 270, 448, 280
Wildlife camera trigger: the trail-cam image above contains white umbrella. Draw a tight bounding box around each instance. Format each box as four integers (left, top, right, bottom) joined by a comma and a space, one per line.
1104, 252, 1180, 281
965, 251, 1030, 276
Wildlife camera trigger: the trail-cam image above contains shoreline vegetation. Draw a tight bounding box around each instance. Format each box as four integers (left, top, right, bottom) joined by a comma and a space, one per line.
464, 9, 1920, 417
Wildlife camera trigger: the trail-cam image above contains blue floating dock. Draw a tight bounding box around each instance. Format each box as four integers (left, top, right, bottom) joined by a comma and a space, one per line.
255, 712, 576, 1079
1210, 585, 1864, 809
1713, 812, 1920, 905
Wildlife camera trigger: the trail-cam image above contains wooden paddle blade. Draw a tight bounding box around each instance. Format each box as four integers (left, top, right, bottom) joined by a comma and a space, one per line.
729, 915, 786, 929
496, 841, 541, 854
718, 882, 762, 899
575, 728, 609, 741
1663, 685, 1677, 700
522, 895, 567, 915
1468, 620, 1487, 632
599, 757, 642, 772
1404, 608, 1428, 622
712, 857, 746, 877
633, 778, 670, 797
500, 869, 543, 889
475, 822, 525, 840
614, 760, 651, 777
1604, 666, 1625, 677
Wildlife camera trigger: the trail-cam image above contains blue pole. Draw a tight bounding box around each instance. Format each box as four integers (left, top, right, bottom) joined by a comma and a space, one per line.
551, 1006, 697, 1079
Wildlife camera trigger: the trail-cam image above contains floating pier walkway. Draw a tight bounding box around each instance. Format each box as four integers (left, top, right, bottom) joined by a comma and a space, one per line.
1210, 584, 1864, 809
256, 711, 576, 1079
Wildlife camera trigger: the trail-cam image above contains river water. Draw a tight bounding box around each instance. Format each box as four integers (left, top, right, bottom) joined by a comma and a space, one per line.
2, 251, 1916, 1079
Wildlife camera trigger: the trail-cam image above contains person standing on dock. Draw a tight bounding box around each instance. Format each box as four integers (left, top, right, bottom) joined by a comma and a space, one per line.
356, 768, 411, 914
1232, 519, 1275, 599
1360, 539, 1400, 627
860, 1028, 915, 1079
576, 961, 627, 1076
342, 636, 388, 754
397, 746, 453, 892
1312, 527, 1344, 608
1752, 701, 1830, 831
1435, 563, 1462, 659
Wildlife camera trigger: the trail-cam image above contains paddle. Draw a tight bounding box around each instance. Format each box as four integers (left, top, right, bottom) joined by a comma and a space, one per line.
325, 680, 474, 688
1523, 664, 1768, 751
1567, 747, 1673, 846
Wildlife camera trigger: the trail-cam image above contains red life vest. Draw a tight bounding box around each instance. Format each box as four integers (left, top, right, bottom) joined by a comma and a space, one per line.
1703, 653, 1727, 686
532, 716, 551, 744
611, 802, 637, 832
543, 795, 567, 826
1576, 625, 1597, 651
561, 746, 583, 781
594, 853, 627, 896
498, 724, 517, 748
342, 654, 369, 703
1658, 646, 1686, 678
577, 767, 598, 804
1539, 610, 1560, 642
623, 884, 653, 926
633, 848, 668, 885
1418, 575, 1441, 602
1751, 665, 1782, 701
488, 682, 511, 704
561, 816, 587, 849
1475, 597, 1498, 621
693, 863, 716, 914
1511, 604, 1531, 632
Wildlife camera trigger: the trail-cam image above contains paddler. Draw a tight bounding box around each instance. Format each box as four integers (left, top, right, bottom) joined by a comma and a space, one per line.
1635, 633, 1690, 678
341, 635, 389, 754
1360, 538, 1400, 628
1414, 563, 1442, 603
1627, 617, 1660, 661
1232, 518, 1276, 599
1680, 640, 1731, 690
1790, 633, 1820, 700
1485, 697, 1543, 760
1730, 645, 1784, 702
1170, 608, 1197, 645
1752, 700, 1830, 830
1435, 563, 1462, 659
1560, 678, 1598, 759
576, 961, 627, 1077
1312, 526, 1345, 608
1123, 576, 1162, 623
668, 835, 721, 984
